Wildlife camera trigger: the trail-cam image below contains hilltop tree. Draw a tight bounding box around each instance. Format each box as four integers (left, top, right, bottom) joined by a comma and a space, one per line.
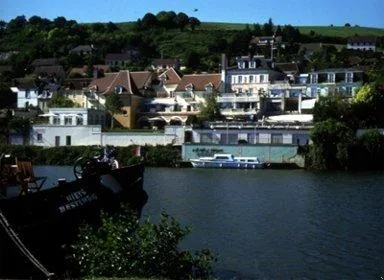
156, 11, 177, 29
105, 92, 123, 129
263, 18, 274, 36
188, 17, 200, 31
141, 13, 158, 29
174, 12, 189, 31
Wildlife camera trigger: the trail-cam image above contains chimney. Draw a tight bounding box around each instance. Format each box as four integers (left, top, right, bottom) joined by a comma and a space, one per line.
221, 53, 227, 71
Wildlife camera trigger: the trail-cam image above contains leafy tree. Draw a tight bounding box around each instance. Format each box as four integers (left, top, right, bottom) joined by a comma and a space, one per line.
184, 50, 201, 69
72, 205, 216, 279
307, 119, 356, 170
106, 21, 118, 33
156, 11, 177, 29
174, 12, 189, 31
105, 92, 123, 129
7, 15, 27, 32
145, 145, 181, 167
263, 18, 274, 36
188, 17, 200, 31
356, 129, 384, 169
313, 95, 351, 124
199, 93, 222, 121
353, 84, 374, 104
48, 92, 75, 108
141, 13, 158, 30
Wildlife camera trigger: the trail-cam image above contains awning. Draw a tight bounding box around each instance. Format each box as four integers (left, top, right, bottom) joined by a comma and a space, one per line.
301, 99, 317, 110
148, 98, 177, 105
38, 113, 58, 117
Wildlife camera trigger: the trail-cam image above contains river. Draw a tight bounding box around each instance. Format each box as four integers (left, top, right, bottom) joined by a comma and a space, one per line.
34, 166, 384, 279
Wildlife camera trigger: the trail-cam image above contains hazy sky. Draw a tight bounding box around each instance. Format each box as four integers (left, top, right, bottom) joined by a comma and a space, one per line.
1, 0, 383, 27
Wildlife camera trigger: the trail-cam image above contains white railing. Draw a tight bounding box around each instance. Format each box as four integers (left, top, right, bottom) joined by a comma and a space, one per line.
217, 94, 260, 103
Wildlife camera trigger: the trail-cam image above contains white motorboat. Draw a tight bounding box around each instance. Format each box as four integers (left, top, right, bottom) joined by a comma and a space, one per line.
190, 154, 264, 169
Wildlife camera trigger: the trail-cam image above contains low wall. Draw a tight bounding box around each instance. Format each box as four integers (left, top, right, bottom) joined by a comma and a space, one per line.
182, 144, 298, 163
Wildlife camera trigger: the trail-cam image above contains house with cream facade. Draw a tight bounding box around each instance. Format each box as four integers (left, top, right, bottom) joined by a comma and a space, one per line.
139, 72, 222, 126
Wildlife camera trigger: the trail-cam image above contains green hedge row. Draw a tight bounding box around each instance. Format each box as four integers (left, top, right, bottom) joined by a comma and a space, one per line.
0, 145, 182, 167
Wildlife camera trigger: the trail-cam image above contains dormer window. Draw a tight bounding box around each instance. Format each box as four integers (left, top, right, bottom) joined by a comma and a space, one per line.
205, 83, 213, 93
185, 83, 193, 92
115, 86, 124, 94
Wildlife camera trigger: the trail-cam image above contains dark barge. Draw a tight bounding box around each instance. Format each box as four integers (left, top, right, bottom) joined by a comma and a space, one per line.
0, 154, 147, 279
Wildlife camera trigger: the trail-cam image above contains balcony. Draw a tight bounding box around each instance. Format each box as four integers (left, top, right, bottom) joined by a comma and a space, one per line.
220, 108, 258, 116
217, 93, 260, 103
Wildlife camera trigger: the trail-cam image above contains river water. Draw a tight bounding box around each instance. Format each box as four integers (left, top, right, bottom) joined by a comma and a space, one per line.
35, 166, 384, 279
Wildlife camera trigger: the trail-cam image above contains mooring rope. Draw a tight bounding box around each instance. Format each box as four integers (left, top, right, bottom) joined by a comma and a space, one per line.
0, 210, 55, 279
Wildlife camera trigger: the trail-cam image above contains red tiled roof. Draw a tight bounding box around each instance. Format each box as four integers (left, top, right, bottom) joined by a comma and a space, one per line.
159, 68, 181, 85
130, 71, 153, 90
175, 73, 221, 92
89, 70, 134, 94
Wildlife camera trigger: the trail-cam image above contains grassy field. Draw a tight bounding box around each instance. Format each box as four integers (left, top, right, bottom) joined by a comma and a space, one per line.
116, 21, 384, 37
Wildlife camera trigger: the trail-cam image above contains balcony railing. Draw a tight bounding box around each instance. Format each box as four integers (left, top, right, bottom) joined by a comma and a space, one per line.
217, 94, 260, 103
220, 108, 258, 115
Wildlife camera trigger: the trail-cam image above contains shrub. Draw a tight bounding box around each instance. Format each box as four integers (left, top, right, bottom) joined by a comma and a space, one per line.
72, 205, 216, 279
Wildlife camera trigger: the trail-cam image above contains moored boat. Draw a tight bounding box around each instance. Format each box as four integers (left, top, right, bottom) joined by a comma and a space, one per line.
0, 151, 147, 279
190, 153, 265, 169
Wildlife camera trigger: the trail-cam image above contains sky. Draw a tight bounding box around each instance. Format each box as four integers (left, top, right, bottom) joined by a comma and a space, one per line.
1, 0, 383, 28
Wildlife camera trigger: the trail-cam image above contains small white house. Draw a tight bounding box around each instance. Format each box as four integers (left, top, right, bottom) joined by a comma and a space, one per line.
11, 78, 39, 109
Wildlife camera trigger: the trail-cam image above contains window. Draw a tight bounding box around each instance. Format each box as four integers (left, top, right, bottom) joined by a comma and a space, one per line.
260, 75, 264, 82
25, 90, 31, 99
238, 76, 242, 83
64, 116, 72, 125
77, 117, 83, 125
53, 116, 60, 125
346, 73, 353, 83
37, 133, 42, 142
311, 74, 318, 84
55, 136, 60, 147
244, 77, 248, 84
271, 134, 283, 144
249, 75, 254, 83
328, 74, 335, 83
346, 86, 352, 95
66, 136, 71, 146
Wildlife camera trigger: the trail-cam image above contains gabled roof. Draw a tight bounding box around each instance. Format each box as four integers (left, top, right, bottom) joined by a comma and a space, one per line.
31, 58, 59, 67
12, 78, 37, 89
152, 58, 180, 67
70, 45, 94, 53
312, 67, 363, 74
275, 62, 299, 73
89, 70, 134, 94
105, 53, 132, 61
130, 71, 153, 90
63, 78, 93, 90
175, 73, 221, 92
34, 65, 65, 76
159, 68, 181, 85
70, 65, 110, 76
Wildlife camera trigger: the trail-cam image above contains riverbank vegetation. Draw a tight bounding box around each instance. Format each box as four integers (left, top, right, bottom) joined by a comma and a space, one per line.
305, 74, 384, 170
72, 205, 216, 279
0, 144, 182, 167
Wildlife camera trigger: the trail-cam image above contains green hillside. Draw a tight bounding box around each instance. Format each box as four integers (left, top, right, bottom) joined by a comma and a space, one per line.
297, 26, 384, 37
117, 21, 384, 37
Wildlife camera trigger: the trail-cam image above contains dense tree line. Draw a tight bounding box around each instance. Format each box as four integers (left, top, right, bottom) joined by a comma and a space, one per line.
306, 73, 384, 170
